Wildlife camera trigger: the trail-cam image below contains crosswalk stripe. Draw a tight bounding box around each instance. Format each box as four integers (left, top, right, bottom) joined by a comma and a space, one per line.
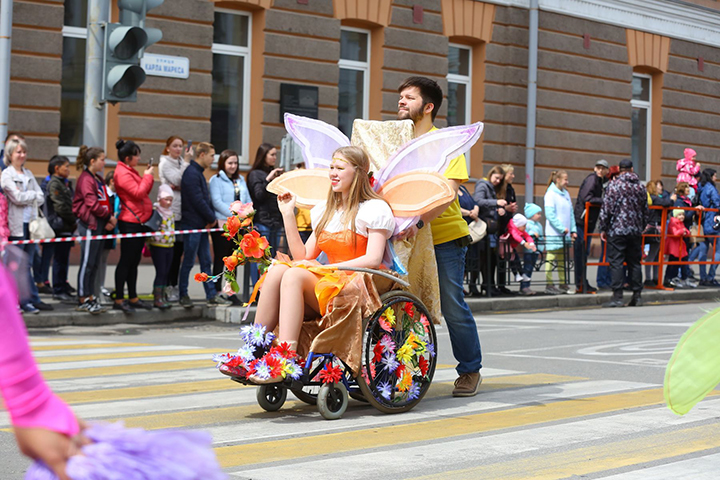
33, 345, 197, 357
212, 386, 681, 469
35, 348, 217, 364
599, 452, 720, 480
41, 360, 213, 380
38, 353, 216, 370
424, 423, 720, 480
31, 342, 153, 352
233, 398, 720, 479
0, 372, 582, 430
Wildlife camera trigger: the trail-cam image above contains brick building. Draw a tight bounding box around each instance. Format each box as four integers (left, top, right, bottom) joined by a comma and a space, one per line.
5, 0, 720, 200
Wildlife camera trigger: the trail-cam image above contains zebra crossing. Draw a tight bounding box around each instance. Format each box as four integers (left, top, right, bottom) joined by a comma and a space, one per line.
3, 335, 720, 479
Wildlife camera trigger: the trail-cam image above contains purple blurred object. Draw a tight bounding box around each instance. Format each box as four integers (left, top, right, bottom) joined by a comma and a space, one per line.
26, 422, 227, 480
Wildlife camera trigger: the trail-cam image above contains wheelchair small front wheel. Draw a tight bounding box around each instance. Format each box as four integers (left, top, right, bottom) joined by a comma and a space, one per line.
257, 384, 287, 412
316, 382, 348, 420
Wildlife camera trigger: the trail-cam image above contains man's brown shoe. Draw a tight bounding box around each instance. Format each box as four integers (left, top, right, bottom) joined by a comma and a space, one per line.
452, 372, 482, 397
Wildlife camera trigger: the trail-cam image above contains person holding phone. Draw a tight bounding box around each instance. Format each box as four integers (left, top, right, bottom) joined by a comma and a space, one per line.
113, 139, 154, 313
158, 135, 193, 302
247, 143, 284, 284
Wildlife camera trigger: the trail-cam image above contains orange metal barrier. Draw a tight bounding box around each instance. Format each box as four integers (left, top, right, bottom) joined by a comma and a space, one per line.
583, 202, 720, 290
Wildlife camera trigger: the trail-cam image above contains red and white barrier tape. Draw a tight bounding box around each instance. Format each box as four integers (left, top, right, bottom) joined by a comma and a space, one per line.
5, 227, 224, 246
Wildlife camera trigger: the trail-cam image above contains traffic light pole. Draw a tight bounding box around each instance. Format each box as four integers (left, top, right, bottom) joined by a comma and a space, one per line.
0, 0, 13, 144
82, 0, 109, 149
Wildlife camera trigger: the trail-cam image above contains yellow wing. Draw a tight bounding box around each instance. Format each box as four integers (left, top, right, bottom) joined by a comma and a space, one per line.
378, 172, 455, 217
266, 169, 330, 210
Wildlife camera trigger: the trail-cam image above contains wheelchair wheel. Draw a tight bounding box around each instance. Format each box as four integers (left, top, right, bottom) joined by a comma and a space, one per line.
356, 290, 437, 414
317, 382, 349, 420
257, 384, 287, 412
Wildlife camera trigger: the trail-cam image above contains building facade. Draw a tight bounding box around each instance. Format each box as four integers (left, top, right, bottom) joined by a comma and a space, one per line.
5, 0, 720, 199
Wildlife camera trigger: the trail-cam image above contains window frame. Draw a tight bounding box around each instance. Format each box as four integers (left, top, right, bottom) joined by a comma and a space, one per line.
211, 8, 252, 165
59, 24, 89, 158
338, 26, 371, 130
630, 72, 652, 183
446, 43, 472, 127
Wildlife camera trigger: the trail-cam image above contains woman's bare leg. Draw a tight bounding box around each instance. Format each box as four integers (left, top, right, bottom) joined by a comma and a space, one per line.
277, 268, 321, 343
252, 264, 290, 333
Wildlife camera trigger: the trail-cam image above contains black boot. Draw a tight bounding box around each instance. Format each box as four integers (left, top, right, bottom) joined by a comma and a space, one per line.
628, 292, 643, 307
603, 291, 624, 308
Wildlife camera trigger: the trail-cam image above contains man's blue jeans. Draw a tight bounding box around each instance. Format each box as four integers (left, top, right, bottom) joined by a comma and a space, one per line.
179, 232, 217, 300
435, 240, 483, 375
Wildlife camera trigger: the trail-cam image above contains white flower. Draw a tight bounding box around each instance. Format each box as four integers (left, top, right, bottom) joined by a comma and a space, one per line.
237, 345, 256, 362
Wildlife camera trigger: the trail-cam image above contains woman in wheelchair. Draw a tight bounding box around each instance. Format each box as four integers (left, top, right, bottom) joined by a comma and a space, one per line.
231, 146, 396, 384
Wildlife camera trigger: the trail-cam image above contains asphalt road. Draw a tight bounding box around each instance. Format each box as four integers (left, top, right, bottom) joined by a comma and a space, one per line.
2, 301, 719, 479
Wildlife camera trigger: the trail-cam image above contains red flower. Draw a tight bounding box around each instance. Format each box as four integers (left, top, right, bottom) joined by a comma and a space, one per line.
225, 355, 242, 368
246, 358, 259, 376
226, 215, 243, 238
194, 272, 209, 282
265, 356, 284, 378
241, 230, 270, 259
418, 356, 429, 377
395, 364, 405, 379
273, 342, 297, 359
402, 302, 415, 318
223, 255, 239, 271
372, 342, 384, 363
318, 364, 343, 384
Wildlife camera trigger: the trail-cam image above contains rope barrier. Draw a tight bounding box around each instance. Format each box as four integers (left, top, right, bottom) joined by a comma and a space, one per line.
4, 227, 225, 246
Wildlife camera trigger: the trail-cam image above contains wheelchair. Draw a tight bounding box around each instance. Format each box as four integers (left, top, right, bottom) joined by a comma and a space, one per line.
229, 268, 438, 420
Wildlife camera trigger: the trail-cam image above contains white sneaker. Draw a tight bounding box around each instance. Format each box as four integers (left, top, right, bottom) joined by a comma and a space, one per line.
684, 278, 698, 288
669, 277, 685, 288
515, 274, 523, 282
166, 286, 180, 302
521, 274, 532, 282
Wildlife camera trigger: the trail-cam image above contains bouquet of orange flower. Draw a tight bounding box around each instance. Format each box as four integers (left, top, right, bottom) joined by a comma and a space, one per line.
194, 201, 272, 296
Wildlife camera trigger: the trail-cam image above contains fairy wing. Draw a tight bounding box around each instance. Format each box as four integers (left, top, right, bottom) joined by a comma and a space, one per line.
284, 113, 350, 169
374, 122, 484, 188
379, 172, 455, 217
664, 307, 720, 415
267, 169, 330, 210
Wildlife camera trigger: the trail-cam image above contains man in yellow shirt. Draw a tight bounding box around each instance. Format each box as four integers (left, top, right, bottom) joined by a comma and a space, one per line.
396, 77, 483, 397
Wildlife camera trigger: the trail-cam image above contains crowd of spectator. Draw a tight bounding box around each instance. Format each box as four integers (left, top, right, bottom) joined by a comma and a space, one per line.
462, 148, 719, 304
0, 133, 288, 315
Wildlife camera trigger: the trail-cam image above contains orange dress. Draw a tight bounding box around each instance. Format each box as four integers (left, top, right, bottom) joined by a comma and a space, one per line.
290, 199, 396, 373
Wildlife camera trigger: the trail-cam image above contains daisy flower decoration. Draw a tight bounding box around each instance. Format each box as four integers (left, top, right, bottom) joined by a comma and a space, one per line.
380, 352, 399, 374
377, 381, 393, 400
236, 344, 256, 363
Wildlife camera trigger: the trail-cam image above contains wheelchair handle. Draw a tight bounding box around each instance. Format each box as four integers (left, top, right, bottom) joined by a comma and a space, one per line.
334, 267, 410, 288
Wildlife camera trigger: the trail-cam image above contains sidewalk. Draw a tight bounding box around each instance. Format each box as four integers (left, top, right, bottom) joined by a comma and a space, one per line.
22, 264, 720, 328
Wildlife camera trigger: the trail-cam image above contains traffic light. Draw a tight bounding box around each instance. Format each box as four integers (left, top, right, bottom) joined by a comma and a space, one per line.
102, 0, 164, 103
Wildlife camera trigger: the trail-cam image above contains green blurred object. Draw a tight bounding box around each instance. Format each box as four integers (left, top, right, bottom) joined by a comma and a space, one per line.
664, 307, 720, 415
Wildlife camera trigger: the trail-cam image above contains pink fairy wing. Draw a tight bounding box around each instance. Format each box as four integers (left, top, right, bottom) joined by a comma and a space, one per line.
267, 168, 330, 209
284, 113, 350, 169
374, 122, 484, 189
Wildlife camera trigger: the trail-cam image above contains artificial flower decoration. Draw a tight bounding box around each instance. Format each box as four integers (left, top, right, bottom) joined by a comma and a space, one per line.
379, 334, 396, 353
194, 272, 209, 282
196, 202, 272, 292
403, 302, 415, 318
377, 381, 392, 400
418, 355, 429, 377
380, 352, 399, 374
318, 364, 343, 384
398, 370, 413, 392
372, 342, 385, 363
241, 230, 270, 259
408, 382, 421, 400
230, 201, 255, 218
396, 344, 414, 364
383, 307, 396, 326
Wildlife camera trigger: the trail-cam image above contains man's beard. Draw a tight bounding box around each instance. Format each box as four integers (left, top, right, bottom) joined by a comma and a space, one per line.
397, 105, 424, 123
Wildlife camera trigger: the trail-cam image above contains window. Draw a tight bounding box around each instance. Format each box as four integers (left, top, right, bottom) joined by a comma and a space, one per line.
211, 10, 250, 162
338, 28, 370, 137
59, 0, 88, 154
630, 74, 651, 181
447, 44, 471, 127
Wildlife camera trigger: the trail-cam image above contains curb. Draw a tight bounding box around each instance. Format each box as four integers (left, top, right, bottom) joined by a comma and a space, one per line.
22, 288, 719, 328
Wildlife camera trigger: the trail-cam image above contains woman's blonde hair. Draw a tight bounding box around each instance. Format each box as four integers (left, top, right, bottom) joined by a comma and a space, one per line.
646, 180, 658, 196
314, 146, 387, 243
547, 170, 568, 189
4, 138, 27, 166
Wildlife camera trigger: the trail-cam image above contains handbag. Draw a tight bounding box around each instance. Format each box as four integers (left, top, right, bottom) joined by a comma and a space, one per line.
30, 201, 56, 240
118, 198, 163, 231
468, 218, 487, 244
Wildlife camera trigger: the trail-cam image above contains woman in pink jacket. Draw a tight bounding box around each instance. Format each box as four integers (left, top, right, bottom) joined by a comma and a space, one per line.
113, 139, 154, 313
